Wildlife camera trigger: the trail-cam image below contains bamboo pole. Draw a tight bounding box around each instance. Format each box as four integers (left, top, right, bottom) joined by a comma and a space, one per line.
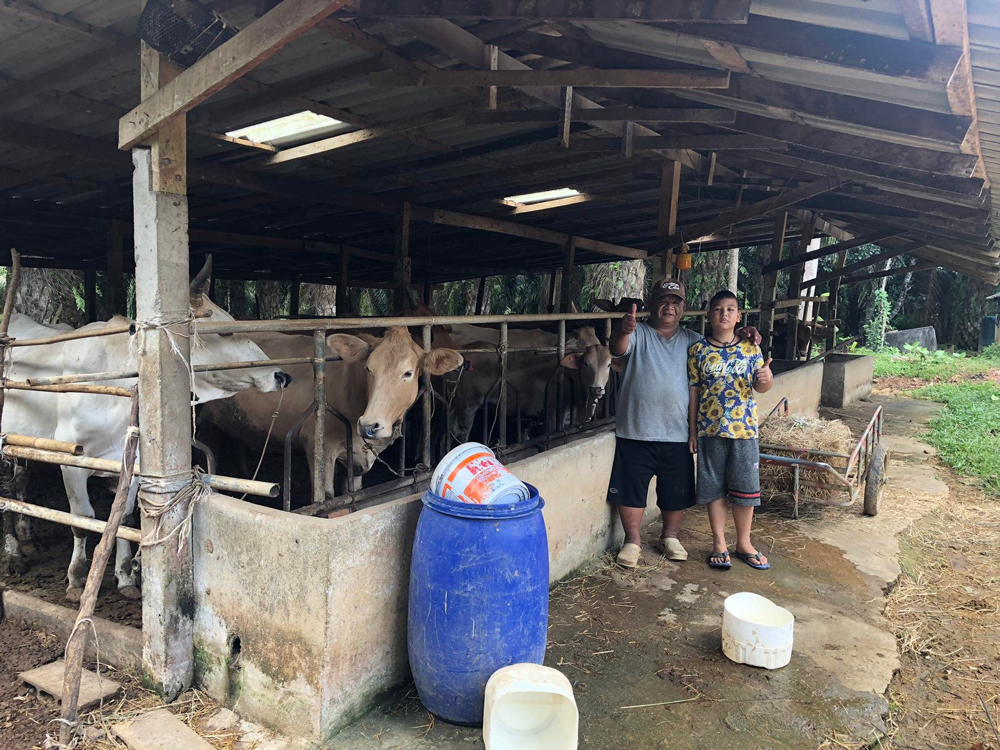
0, 445, 279, 498
0, 496, 141, 543
59, 391, 139, 744
3, 380, 133, 397
8, 309, 214, 348
0, 248, 22, 571
2, 434, 83, 455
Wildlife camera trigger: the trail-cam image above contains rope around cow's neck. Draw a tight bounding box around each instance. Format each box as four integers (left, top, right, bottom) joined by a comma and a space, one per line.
238, 386, 283, 501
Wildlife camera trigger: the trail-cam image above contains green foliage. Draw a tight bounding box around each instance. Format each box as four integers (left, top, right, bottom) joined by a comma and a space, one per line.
861, 287, 890, 350
917, 382, 1000, 492
981, 343, 1000, 360
855, 342, 986, 381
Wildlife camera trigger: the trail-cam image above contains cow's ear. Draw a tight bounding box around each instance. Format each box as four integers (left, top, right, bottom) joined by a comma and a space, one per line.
356, 333, 382, 347
560, 353, 583, 369
610, 358, 624, 373
422, 348, 463, 375
327, 334, 370, 362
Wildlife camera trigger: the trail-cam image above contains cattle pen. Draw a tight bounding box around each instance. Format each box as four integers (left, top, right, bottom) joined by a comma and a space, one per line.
1, 0, 999, 745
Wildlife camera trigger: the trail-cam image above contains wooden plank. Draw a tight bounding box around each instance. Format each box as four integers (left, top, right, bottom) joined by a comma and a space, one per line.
762, 229, 902, 275
352, 0, 750, 21
841, 261, 937, 285
485, 43, 498, 110
559, 236, 575, 314
119, 0, 352, 150
393, 201, 412, 314
141, 43, 186, 194
900, 0, 935, 42
656, 158, 681, 277
367, 68, 732, 89
759, 212, 786, 357
569, 134, 785, 151
652, 176, 849, 252
784, 222, 813, 359
558, 85, 572, 148
812, 241, 926, 286
465, 107, 735, 124
621, 120, 634, 158
703, 40, 756, 76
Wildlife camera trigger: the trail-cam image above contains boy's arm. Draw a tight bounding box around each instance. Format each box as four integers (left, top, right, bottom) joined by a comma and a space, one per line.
754, 355, 774, 393
688, 386, 700, 454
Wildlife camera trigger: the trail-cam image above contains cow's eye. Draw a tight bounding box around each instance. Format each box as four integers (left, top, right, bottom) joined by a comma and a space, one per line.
365, 366, 372, 376
403, 370, 413, 379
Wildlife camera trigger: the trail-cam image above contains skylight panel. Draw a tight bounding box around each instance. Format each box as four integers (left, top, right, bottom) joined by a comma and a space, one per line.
226, 111, 342, 145
503, 187, 581, 205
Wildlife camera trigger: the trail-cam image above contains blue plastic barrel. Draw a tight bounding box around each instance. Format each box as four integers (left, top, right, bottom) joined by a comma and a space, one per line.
408, 483, 549, 726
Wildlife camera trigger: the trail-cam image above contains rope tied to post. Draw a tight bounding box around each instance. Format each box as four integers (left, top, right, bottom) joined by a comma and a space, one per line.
129, 311, 204, 437
137, 468, 211, 552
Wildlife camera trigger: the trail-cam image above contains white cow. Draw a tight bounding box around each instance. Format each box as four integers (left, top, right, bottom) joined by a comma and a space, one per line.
2, 258, 290, 600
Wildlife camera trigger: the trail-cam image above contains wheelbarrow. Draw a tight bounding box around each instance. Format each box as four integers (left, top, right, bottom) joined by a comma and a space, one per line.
759, 398, 890, 519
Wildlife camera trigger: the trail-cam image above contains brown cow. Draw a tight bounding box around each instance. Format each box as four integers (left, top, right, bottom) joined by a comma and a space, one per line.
201, 326, 462, 501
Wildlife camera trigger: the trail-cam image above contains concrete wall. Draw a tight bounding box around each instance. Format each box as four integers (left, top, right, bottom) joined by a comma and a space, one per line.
822, 354, 874, 408
192, 429, 652, 743
757, 359, 824, 419
884, 326, 937, 352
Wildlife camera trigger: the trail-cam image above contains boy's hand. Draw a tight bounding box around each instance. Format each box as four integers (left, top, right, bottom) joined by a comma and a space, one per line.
688, 434, 698, 454
621, 303, 638, 335
756, 358, 773, 386
737, 325, 762, 346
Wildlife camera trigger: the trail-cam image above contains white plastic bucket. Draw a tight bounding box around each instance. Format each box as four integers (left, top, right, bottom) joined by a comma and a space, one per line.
431, 442, 530, 505
483, 664, 578, 750
722, 592, 794, 670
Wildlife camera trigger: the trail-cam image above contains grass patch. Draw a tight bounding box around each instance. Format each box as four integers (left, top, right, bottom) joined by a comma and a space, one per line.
917, 381, 1000, 492
849, 344, 996, 382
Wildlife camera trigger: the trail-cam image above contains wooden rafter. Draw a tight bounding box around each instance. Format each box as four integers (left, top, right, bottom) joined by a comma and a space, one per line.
367, 68, 731, 89
119, 0, 353, 149
348, 0, 751, 22
465, 108, 735, 125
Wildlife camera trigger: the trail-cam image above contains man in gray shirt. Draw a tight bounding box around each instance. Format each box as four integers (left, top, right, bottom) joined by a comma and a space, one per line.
608, 279, 758, 568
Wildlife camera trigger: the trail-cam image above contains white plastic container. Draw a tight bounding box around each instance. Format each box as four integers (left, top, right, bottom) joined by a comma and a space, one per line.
722, 592, 794, 670
431, 442, 530, 505
483, 664, 578, 750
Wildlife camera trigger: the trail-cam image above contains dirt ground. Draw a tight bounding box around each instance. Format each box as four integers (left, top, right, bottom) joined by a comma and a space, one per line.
2, 394, 999, 750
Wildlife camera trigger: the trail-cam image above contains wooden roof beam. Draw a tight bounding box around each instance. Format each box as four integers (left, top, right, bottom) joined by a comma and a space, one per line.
762, 229, 902, 275
568, 134, 785, 151
812, 240, 927, 286
347, 0, 751, 21
367, 68, 731, 89
840, 261, 937, 285
465, 108, 735, 125
651, 175, 850, 252
119, 0, 353, 149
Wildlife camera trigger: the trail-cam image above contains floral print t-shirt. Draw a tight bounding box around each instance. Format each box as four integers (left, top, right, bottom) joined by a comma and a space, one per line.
687, 338, 763, 439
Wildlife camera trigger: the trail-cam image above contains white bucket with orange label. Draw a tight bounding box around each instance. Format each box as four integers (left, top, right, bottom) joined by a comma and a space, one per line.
431, 442, 531, 505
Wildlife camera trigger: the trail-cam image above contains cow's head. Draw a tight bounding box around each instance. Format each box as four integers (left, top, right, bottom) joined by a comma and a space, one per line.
327, 326, 463, 441
561, 341, 621, 422
187, 257, 292, 401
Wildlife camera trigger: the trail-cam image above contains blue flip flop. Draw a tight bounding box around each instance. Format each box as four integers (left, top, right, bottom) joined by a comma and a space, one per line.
708, 550, 731, 569
734, 551, 771, 570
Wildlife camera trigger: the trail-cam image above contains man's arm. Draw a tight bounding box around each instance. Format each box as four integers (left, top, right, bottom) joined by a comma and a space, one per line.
610, 303, 637, 357
688, 386, 700, 454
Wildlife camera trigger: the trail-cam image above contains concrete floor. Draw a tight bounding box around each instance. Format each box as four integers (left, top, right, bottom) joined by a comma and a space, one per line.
324, 396, 948, 750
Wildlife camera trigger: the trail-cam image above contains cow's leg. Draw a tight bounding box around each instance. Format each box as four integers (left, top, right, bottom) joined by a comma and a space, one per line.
61, 466, 94, 602
115, 477, 140, 599
3, 463, 29, 573
13, 464, 36, 556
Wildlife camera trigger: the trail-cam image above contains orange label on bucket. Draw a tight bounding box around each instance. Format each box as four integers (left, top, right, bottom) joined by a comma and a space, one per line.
446, 452, 513, 504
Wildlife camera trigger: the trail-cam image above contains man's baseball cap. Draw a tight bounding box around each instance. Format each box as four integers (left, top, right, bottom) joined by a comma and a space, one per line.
649, 279, 687, 304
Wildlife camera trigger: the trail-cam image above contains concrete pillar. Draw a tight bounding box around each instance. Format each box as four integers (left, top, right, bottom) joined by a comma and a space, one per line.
132, 42, 194, 701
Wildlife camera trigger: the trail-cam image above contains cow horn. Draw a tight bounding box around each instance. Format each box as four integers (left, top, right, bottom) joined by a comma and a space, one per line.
190, 255, 213, 297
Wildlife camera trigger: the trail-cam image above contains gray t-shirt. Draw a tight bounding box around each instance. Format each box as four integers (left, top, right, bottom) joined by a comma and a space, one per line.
615, 322, 702, 443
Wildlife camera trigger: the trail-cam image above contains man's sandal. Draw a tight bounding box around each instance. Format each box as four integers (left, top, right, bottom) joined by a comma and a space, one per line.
734, 551, 771, 570
657, 536, 688, 561
616, 542, 642, 569
708, 550, 732, 569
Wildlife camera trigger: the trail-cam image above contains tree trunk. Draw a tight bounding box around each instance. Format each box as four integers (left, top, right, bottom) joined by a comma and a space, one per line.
301, 283, 337, 316
256, 280, 284, 319
14, 268, 85, 326
890, 271, 913, 320
727, 247, 739, 294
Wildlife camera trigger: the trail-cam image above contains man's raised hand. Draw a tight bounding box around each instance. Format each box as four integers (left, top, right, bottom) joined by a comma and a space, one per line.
622, 303, 638, 335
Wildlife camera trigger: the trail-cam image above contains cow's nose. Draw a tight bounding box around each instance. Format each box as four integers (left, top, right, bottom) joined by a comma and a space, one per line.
589, 386, 605, 400
359, 420, 380, 438
276, 371, 292, 388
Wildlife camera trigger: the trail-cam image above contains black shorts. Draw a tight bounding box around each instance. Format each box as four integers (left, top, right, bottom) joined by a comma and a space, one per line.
607, 437, 696, 511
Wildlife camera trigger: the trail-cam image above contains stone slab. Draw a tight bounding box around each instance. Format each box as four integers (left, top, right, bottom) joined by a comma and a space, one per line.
19, 660, 122, 711
112, 708, 215, 750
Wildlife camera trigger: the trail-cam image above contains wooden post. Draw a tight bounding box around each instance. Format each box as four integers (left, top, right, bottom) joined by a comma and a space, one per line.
785, 222, 814, 360
393, 201, 411, 314
475, 275, 487, 315
621, 120, 634, 159
59, 392, 139, 745
84, 266, 97, 323
705, 151, 717, 186
312, 330, 326, 505
107, 220, 125, 316
655, 159, 681, 279
0, 249, 22, 571
337, 246, 350, 315
559, 237, 576, 313
423, 260, 432, 305
546, 272, 557, 313
558, 86, 572, 149
759, 212, 786, 358
133, 42, 194, 702
826, 248, 848, 351
290, 275, 300, 317
485, 43, 498, 110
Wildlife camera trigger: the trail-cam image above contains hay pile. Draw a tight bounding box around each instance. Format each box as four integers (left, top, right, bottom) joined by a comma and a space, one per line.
759, 415, 855, 503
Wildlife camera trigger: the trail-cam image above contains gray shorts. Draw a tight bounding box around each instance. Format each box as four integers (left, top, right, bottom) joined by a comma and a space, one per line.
696, 436, 761, 507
